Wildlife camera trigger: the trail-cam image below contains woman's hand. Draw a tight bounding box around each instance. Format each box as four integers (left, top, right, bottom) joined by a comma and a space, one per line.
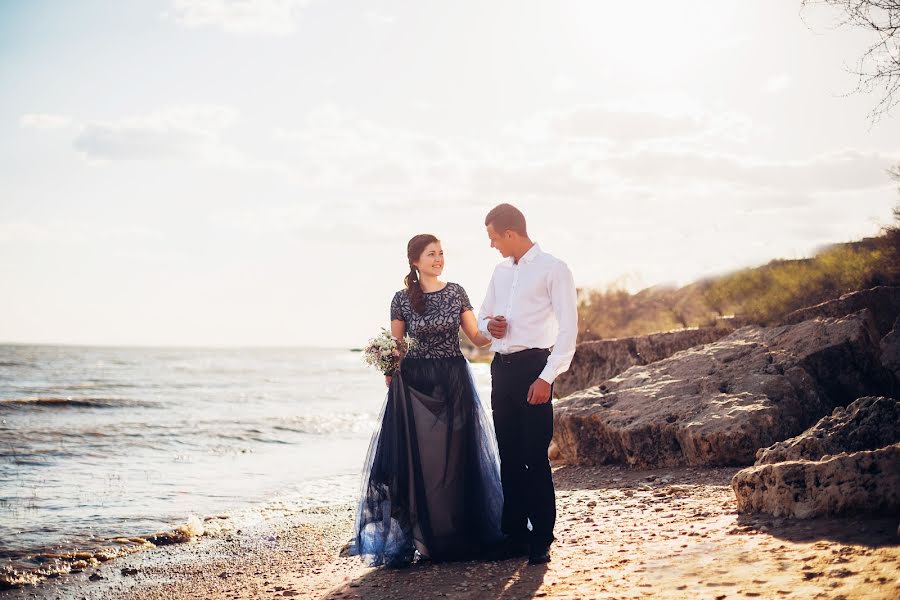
472, 333, 493, 347
460, 309, 494, 347
385, 374, 392, 387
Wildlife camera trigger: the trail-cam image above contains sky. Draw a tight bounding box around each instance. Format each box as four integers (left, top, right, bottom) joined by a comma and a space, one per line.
1, 0, 898, 348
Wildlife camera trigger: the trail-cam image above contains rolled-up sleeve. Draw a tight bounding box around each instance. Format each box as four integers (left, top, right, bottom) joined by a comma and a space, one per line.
539, 262, 578, 384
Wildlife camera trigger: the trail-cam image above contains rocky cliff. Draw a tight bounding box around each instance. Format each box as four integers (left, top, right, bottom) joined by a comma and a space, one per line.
552, 311, 891, 468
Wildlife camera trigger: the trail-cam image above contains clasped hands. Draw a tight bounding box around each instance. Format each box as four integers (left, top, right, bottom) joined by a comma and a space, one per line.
486, 315, 551, 405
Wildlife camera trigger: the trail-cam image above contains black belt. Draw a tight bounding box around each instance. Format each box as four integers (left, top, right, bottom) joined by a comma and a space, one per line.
494, 347, 550, 364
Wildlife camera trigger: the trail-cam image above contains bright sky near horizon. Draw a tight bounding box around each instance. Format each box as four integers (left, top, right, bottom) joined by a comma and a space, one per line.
1, 0, 898, 348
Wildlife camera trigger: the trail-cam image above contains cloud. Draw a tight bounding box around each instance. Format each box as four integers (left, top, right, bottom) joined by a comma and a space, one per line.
169, 0, 312, 35
354, 162, 410, 187
272, 105, 474, 190
72, 105, 239, 162
552, 106, 704, 142
511, 104, 753, 146
363, 10, 397, 25
31, 100, 893, 217
490, 103, 895, 202
208, 204, 320, 235
763, 74, 791, 94
469, 160, 598, 198
603, 148, 899, 193
0, 220, 163, 244
207, 202, 399, 243
22, 105, 289, 172
264, 103, 897, 213
19, 113, 72, 130
551, 74, 576, 94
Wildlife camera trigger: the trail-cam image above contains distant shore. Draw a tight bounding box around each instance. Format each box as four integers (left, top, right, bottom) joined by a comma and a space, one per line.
12, 464, 898, 600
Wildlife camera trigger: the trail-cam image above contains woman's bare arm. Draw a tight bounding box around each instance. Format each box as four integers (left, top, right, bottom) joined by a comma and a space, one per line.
390, 319, 406, 341
460, 310, 493, 347
385, 319, 406, 386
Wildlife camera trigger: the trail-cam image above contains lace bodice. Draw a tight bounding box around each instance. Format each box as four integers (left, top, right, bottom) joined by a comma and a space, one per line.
390, 282, 473, 359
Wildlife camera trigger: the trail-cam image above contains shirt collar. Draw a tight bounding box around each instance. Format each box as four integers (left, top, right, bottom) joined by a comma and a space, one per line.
501, 243, 542, 267
517, 243, 541, 265
499, 243, 542, 268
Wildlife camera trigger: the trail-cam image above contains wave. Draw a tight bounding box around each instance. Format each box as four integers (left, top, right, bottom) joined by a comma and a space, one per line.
0, 516, 206, 590
45, 382, 139, 391
0, 396, 154, 410
272, 413, 377, 436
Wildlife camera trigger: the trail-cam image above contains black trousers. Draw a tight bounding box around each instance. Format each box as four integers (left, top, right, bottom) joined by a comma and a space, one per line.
490, 348, 556, 547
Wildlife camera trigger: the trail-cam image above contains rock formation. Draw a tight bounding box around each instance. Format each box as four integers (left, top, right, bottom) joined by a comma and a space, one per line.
732, 396, 900, 518
553, 311, 891, 468
879, 315, 900, 387
731, 444, 900, 518
781, 286, 900, 337
553, 326, 734, 399
755, 396, 899, 464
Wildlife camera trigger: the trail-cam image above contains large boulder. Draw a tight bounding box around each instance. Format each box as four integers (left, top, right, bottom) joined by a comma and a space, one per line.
553, 326, 734, 399
731, 444, 900, 518
553, 310, 892, 468
781, 286, 900, 337
755, 396, 900, 464
732, 396, 900, 518
880, 315, 900, 386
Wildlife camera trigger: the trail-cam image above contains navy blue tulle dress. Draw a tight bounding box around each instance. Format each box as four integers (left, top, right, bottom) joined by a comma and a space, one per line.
351, 283, 504, 567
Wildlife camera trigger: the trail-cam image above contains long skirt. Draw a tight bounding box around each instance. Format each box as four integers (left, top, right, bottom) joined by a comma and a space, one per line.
351, 356, 504, 567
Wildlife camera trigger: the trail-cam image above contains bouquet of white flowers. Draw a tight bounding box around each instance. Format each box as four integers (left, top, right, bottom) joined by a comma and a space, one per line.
362, 328, 414, 375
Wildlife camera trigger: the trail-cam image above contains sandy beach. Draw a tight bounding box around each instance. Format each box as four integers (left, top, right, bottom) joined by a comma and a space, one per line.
14, 463, 897, 600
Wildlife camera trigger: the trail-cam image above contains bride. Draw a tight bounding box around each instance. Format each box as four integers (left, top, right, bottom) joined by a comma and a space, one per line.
351, 233, 504, 567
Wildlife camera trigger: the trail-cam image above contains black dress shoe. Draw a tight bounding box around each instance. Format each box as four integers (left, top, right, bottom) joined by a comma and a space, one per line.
485, 538, 529, 561
527, 545, 551, 565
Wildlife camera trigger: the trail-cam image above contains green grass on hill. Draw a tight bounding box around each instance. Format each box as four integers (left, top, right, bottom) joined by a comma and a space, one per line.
578, 225, 900, 342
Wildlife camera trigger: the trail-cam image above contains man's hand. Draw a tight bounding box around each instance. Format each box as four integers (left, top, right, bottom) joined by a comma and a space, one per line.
527, 378, 552, 405
487, 315, 508, 339
385, 375, 392, 387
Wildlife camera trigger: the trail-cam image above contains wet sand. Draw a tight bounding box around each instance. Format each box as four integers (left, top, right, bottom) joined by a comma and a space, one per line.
10, 465, 899, 599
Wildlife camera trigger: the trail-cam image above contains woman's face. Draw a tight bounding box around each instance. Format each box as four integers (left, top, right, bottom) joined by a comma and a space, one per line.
414, 241, 444, 277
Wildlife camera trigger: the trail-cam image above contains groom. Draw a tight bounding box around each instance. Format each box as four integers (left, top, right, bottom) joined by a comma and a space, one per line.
478, 203, 578, 565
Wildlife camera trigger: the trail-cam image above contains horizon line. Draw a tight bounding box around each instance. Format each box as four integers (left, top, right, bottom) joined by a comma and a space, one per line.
0, 341, 358, 351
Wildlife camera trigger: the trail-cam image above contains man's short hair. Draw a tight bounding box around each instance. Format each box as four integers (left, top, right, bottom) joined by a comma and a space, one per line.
485, 203, 527, 236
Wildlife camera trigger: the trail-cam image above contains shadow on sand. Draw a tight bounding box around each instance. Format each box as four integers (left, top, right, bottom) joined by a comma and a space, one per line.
322, 557, 548, 600
555, 463, 899, 548
733, 511, 899, 548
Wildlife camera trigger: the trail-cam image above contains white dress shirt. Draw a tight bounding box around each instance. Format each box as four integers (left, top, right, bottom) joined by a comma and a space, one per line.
477, 243, 578, 384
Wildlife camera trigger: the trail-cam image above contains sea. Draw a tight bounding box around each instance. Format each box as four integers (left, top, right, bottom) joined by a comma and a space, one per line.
0, 344, 492, 589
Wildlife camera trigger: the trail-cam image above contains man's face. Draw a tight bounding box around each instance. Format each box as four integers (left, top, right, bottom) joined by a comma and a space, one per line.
486, 223, 512, 258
